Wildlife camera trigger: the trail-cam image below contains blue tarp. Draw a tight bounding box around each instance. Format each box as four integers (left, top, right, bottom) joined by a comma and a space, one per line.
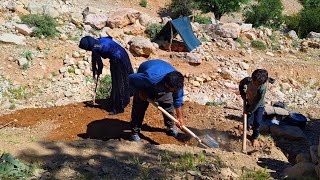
154, 17, 201, 52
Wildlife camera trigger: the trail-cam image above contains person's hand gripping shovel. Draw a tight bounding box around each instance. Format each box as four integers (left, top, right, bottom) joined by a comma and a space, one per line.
147, 98, 219, 149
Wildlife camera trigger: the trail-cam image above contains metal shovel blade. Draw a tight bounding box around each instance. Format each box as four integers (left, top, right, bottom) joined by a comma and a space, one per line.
201, 134, 219, 148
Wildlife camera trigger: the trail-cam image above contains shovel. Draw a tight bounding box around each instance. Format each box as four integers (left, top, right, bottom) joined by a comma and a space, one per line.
92, 74, 100, 105
242, 113, 248, 154
147, 98, 219, 148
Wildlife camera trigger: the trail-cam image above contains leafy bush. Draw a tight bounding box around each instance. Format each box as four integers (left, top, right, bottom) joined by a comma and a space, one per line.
145, 23, 164, 39
7, 86, 29, 100
300, 0, 320, 8
241, 168, 270, 180
22, 51, 33, 61
194, 0, 249, 20
251, 40, 267, 50
20, 14, 58, 38
285, 7, 320, 38
194, 16, 211, 24
298, 7, 320, 37
0, 153, 34, 179
139, 0, 147, 7
96, 75, 112, 99
166, 0, 195, 19
244, 0, 284, 28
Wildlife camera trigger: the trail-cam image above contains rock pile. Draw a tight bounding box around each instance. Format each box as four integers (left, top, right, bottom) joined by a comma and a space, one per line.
284, 138, 320, 179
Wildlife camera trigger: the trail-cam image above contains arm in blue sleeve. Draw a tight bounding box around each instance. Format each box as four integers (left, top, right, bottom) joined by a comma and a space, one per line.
173, 89, 184, 108
129, 73, 152, 90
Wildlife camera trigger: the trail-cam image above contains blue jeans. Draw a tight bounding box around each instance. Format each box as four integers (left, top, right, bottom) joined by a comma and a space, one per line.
247, 107, 265, 139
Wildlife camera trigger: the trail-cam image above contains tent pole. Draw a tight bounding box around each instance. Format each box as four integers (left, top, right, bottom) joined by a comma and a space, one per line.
169, 22, 173, 52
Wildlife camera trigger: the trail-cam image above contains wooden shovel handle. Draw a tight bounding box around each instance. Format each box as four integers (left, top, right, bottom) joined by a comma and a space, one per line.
242, 113, 247, 153
147, 98, 202, 142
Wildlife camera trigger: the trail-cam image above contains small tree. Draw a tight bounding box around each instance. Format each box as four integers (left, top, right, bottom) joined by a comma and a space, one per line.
166, 0, 196, 19
244, 0, 284, 28
194, 0, 250, 20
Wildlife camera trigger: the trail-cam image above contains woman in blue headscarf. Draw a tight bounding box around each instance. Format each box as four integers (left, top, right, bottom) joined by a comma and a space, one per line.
79, 36, 134, 114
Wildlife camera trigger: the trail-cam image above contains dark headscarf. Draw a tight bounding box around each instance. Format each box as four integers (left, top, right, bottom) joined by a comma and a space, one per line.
79, 36, 98, 51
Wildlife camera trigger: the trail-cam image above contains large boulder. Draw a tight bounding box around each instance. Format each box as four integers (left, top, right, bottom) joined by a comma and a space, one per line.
215, 23, 241, 39
270, 125, 306, 140
27, 1, 43, 14
129, 36, 155, 56
307, 32, 320, 39
123, 20, 145, 35
85, 14, 109, 30
106, 8, 141, 29
283, 162, 316, 179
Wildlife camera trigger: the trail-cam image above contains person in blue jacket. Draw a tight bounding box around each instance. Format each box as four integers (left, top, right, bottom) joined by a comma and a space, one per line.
129, 59, 185, 142
79, 36, 134, 115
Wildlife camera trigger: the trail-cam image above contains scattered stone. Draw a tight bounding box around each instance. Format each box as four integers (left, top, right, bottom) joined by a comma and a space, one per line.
215, 23, 241, 38
129, 36, 155, 56
287, 30, 299, 39
307, 32, 320, 39
0, 33, 26, 45
240, 23, 252, 32
15, 24, 33, 36
239, 62, 249, 70
106, 8, 141, 28
244, 32, 256, 40
17, 58, 28, 67
64, 90, 72, 97
186, 52, 202, 65
266, 52, 275, 57
85, 14, 109, 29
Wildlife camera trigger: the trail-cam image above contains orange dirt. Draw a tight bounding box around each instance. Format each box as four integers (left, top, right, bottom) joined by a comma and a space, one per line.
0, 99, 246, 151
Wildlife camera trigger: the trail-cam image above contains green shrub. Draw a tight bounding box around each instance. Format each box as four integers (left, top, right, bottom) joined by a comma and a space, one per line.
96, 75, 112, 99
298, 7, 320, 37
300, 0, 320, 8
205, 101, 226, 106
251, 40, 267, 50
285, 7, 320, 38
20, 14, 58, 38
241, 168, 271, 180
194, 16, 211, 24
235, 38, 245, 47
145, 23, 164, 39
139, 0, 147, 7
0, 153, 34, 179
194, 0, 250, 20
22, 51, 33, 61
7, 86, 29, 100
21, 63, 30, 70
244, 0, 284, 28
167, 0, 195, 18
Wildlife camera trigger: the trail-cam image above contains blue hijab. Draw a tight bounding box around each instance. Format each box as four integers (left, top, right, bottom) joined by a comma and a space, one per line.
79, 36, 98, 51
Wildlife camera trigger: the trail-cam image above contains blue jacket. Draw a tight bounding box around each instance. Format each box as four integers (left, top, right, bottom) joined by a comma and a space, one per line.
129, 59, 184, 108
91, 37, 132, 76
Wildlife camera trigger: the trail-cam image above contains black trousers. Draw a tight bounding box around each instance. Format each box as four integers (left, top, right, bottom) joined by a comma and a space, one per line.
130, 92, 175, 133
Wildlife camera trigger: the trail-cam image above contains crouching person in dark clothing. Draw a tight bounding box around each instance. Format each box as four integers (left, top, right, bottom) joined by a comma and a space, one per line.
129, 59, 184, 142
239, 69, 268, 147
79, 36, 134, 115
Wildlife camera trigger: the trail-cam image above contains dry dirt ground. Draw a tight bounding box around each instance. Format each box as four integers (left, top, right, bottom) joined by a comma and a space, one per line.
1, 0, 320, 179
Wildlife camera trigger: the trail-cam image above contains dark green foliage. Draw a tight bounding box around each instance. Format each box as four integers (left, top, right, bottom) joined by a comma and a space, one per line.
145, 23, 164, 39
298, 7, 320, 37
20, 14, 58, 38
251, 40, 267, 50
166, 0, 195, 19
0, 153, 34, 179
244, 0, 284, 28
285, 7, 320, 37
139, 0, 147, 8
194, 0, 250, 20
96, 75, 112, 99
194, 16, 211, 24
300, 0, 320, 8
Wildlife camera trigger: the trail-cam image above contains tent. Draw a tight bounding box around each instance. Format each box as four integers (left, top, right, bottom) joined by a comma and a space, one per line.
153, 17, 201, 52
